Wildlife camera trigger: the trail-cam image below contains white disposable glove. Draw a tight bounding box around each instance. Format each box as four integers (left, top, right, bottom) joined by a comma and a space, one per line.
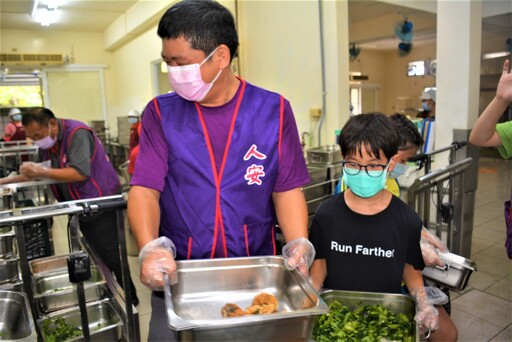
420, 227, 448, 267
282, 237, 315, 278
139, 236, 177, 291
410, 287, 439, 335
20, 161, 50, 180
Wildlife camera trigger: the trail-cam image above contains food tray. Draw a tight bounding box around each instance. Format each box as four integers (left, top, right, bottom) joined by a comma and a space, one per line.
306, 145, 342, 165
0, 257, 19, 284
316, 289, 419, 342
38, 298, 123, 342
421, 252, 476, 292
0, 290, 37, 341
164, 256, 328, 341
33, 265, 107, 313
29, 253, 95, 276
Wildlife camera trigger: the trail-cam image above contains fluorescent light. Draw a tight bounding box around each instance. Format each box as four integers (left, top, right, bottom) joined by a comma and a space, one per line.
482, 51, 510, 60
32, 0, 61, 27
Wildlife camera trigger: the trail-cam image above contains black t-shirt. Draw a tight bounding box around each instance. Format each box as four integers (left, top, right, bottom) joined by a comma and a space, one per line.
309, 192, 424, 293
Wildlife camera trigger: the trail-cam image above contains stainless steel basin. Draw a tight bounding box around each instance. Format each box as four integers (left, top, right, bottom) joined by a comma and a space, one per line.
33, 265, 107, 313
0, 290, 37, 341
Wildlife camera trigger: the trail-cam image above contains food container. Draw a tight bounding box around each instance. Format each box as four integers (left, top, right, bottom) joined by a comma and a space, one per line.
38, 299, 123, 342
0, 279, 24, 292
421, 252, 476, 292
0, 290, 37, 341
29, 253, 95, 277
303, 166, 330, 201
316, 289, 419, 342
33, 265, 107, 314
164, 256, 329, 341
0, 231, 16, 258
0, 257, 19, 284
306, 145, 342, 165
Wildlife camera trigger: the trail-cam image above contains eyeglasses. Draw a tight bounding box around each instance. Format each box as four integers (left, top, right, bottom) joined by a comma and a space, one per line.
341, 161, 388, 178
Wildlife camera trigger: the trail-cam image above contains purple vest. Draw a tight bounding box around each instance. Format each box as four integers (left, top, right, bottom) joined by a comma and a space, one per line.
44, 119, 120, 201
156, 80, 284, 260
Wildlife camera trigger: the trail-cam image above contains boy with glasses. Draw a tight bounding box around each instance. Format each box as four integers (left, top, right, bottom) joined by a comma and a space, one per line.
309, 113, 444, 338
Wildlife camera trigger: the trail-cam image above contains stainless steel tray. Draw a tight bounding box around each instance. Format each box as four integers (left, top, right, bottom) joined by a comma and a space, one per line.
33, 265, 107, 313
318, 289, 419, 342
422, 252, 476, 292
29, 253, 95, 276
0, 257, 19, 284
306, 145, 342, 165
164, 256, 328, 341
38, 298, 123, 342
0, 231, 16, 258
0, 290, 37, 341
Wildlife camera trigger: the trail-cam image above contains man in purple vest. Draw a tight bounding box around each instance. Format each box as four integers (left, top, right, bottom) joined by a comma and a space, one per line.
128, 0, 314, 339
0, 107, 139, 306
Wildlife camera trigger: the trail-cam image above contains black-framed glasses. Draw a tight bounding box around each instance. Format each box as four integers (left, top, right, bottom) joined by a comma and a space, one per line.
341, 161, 388, 178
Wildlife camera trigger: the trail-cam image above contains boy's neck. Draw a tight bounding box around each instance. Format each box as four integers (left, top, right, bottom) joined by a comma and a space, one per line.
344, 190, 392, 215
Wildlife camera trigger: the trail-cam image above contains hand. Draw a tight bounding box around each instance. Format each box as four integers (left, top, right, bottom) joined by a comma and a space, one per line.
20, 162, 50, 179
282, 237, 315, 278
139, 236, 178, 291
496, 59, 512, 103
410, 287, 439, 334
420, 228, 447, 267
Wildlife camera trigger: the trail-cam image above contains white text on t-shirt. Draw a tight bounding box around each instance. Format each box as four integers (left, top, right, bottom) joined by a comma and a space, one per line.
331, 241, 395, 258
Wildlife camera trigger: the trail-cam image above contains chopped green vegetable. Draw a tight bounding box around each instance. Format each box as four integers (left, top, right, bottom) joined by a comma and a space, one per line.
42, 317, 82, 342
312, 300, 414, 342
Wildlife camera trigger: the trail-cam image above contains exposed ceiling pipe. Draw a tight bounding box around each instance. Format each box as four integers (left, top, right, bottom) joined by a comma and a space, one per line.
317, 0, 327, 147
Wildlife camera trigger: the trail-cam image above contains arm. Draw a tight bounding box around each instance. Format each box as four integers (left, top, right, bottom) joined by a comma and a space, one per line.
273, 187, 308, 241
127, 185, 161, 250
310, 259, 327, 292
469, 59, 512, 147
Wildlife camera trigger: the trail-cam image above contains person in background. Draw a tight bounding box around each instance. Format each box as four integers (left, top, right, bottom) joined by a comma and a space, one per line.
469, 59, 512, 259
127, 109, 141, 154
4, 108, 26, 141
0, 107, 139, 306
309, 113, 457, 341
418, 89, 436, 119
128, 1, 313, 340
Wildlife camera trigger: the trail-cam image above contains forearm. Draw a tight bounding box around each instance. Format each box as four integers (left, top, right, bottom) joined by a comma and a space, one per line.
47, 167, 88, 182
469, 96, 508, 147
310, 259, 326, 291
0, 174, 29, 185
402, 263, 424, 290
273, 187, 308, 242
128, 185, 161, 250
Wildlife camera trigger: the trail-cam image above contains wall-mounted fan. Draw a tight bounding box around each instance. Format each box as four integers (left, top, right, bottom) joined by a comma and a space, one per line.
349, 43, 361, 61
395, 18, 414, 56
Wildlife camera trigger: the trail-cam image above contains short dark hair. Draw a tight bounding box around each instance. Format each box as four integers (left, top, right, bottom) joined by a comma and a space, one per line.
22, 107, 56, 127
157, 0, 239, 61
338, 112, 399, 161
390, 113, 424, 150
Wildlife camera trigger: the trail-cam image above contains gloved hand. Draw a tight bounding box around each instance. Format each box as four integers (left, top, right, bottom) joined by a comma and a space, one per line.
139, 236, 177, 291
420, 227, 448, 267
20, 162, 50, 180
410, 287, 439, 335
282, 237, 315, 278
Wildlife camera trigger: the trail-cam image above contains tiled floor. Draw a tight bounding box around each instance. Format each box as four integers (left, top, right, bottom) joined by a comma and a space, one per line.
51, 156, 512, 341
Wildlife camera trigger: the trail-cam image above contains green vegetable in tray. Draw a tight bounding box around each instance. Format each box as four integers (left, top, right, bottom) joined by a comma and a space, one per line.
42, 317, 82, 342
312, 300, 414, 342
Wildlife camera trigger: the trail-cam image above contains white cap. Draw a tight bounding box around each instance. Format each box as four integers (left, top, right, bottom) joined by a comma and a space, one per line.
419, 89, 436, 102
128, 109, 140, 118
8, 108, 21, 117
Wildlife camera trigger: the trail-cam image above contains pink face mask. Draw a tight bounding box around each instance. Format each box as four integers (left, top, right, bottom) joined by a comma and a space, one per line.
167, 48, 223, 102
34, 132, 57, 150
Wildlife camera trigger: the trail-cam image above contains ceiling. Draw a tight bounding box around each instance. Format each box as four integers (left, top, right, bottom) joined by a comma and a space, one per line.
0, 0, 510, 48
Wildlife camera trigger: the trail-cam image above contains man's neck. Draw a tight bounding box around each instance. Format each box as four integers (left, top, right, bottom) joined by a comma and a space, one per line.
199, 72, 240, 107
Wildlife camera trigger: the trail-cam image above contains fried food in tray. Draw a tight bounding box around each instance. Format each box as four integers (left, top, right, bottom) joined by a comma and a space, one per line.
221, 292, 278, 318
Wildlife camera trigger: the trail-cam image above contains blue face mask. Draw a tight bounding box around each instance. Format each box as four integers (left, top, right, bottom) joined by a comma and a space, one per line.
421, 102, 430, 112
11, 114, 22, 122
343, 164, 389, 198
389, 162, 409, 179
128, 117, 138, 125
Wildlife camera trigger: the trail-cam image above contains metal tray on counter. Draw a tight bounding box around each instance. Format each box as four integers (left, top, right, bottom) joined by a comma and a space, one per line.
422, 252, 476, 292
164, 256, 328, 341
317, 289, 419, 342
0, 290, 37, 341
29, 253, 95, 276
38, 298, 123, 342
0, 257, 19, 284
33, 265, 107, 314
306, 145, 342, 165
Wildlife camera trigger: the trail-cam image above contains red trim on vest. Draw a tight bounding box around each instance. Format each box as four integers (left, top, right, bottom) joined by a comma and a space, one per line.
271, 225, 276, 255
153, 98, 162, 120
278, 96, 284, 161
187, 237, 193, 260
243, 224, 250, 256
195, 79, 247, 258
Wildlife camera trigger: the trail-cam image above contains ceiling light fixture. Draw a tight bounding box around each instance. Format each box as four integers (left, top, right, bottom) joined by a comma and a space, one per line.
32, 0, 61, 27
482, 51, 510, 60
